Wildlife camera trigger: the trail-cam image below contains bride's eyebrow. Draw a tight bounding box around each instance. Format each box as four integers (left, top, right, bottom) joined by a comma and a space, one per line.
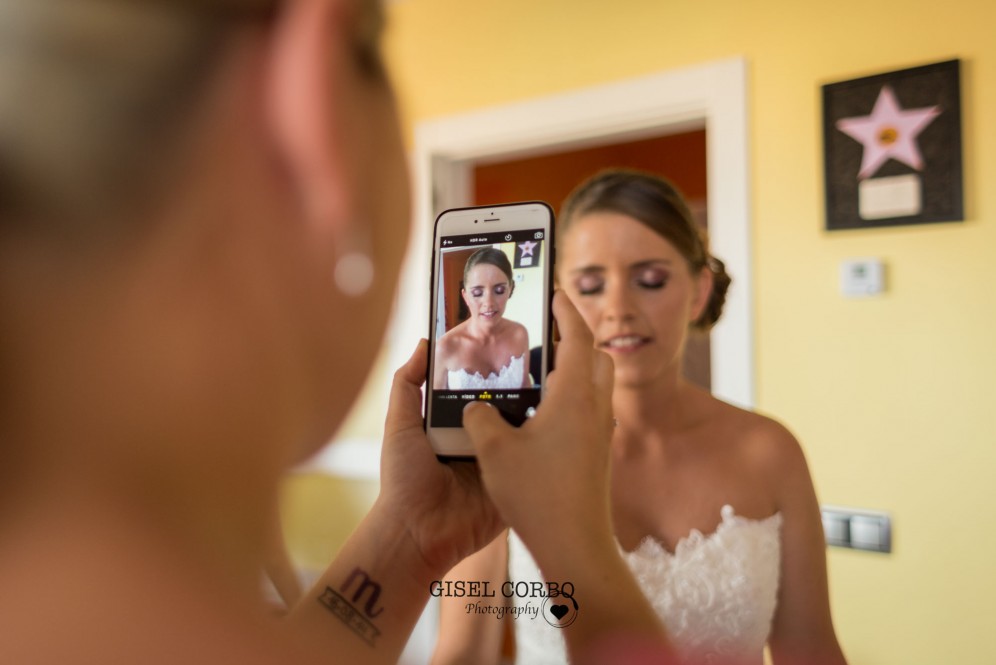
569, 266, 605, 275
468, 280, 511, 288
629, 259, 673, 270
570, 259, 672, 275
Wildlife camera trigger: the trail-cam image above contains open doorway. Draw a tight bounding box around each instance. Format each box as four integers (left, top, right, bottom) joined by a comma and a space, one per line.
403, 57, 752, 408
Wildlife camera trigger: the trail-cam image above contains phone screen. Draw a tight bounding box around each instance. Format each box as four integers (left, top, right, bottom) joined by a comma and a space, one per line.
426, 203, 553, 456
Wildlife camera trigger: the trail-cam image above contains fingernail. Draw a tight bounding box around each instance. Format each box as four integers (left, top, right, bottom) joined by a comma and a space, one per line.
464, 401, 495, 413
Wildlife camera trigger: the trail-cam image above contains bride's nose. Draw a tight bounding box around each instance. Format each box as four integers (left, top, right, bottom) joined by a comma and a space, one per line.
603, 280, 637, 323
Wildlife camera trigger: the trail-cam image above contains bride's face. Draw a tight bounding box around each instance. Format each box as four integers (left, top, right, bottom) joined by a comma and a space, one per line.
462, 263, 512, 325
559, 212, 709, 388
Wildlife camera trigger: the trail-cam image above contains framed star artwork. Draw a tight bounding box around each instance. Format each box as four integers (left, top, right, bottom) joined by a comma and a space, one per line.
514, 238, 542, 269
822, 59, 963, 230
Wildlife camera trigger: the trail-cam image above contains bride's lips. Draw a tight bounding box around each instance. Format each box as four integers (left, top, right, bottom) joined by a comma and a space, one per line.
480, 310, 499, 319
599, 334, 651, 354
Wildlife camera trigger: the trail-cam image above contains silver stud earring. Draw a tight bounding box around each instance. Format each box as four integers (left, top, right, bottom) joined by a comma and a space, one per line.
334, 247, 374, 298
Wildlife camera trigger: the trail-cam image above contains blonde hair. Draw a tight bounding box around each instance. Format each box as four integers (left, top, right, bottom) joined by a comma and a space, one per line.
0, 0, 269, 232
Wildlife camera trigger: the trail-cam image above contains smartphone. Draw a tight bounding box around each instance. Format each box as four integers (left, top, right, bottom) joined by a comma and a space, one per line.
425, 202, 555, 458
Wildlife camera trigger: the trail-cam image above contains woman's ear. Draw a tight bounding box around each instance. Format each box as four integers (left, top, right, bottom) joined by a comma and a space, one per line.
263, 0, 355, 237
690, 265, 714, 324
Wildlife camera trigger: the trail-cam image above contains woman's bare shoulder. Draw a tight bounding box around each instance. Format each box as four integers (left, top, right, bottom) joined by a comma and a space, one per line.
507, 319, 529, 345
707, 397, 809, 476
437, 323, 470, 356
696, 397, 814, 517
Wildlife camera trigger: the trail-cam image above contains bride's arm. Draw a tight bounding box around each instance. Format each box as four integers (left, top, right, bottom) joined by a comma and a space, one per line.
432, 335, 453, 389
765, 422, 848, 665
506, 322, 530, 388
520, 329, 531, 388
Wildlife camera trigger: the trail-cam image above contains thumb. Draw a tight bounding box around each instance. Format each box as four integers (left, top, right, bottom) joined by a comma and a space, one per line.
592, 349, 615, 410
463, 402, 514, 459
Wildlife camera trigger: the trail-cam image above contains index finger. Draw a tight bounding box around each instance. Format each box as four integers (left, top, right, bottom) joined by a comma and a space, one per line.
549, 290, 596, 382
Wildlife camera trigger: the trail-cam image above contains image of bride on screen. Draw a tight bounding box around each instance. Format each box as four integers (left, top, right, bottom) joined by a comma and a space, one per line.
433, 247, 531, 390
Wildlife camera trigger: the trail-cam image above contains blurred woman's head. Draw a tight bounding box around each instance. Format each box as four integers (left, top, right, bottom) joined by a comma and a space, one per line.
1, 2, 255, 232
557, 169, 731, 388
0, 0, 410, 490
462, 247, 514, 326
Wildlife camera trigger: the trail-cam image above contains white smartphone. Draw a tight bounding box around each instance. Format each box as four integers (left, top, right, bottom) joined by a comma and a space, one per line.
425, 202, 555, 458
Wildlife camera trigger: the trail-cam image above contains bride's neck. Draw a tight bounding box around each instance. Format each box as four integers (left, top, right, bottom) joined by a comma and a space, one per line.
467, 318, 503, 341
612, 371, 698, 440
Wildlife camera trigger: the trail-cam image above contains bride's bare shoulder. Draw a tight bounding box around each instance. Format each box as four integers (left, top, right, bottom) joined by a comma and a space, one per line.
437, 322, 470, 354
506, 319, 529, 347
705, 395, 809, 472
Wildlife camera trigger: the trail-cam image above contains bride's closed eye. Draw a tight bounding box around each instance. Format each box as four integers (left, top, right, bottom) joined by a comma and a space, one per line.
635, 267, 669, 290
575, 274, 604, 296
469, 284, 509, 298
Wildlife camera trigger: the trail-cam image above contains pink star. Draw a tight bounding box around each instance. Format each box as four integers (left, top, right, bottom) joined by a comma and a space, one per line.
835, 85, 941, 179
518, 240, 538, 257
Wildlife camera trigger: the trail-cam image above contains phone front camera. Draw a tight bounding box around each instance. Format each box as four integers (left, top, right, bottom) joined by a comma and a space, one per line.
474, 219, 479, 223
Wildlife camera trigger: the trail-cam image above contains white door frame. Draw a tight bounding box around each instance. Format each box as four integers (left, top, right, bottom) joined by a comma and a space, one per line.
398, 56, 754, 408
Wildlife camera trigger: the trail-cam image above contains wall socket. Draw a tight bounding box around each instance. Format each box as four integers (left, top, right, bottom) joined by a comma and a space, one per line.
821, 505, 892, 553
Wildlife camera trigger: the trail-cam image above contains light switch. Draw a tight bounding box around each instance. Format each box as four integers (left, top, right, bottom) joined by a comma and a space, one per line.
849, 516, 883, 550
821, 505, 892, 553
822, 513, 849, 547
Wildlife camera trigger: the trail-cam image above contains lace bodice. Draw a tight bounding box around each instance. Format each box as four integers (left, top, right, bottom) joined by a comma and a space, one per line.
447, 353, 525, 390
508, 505, 782, 665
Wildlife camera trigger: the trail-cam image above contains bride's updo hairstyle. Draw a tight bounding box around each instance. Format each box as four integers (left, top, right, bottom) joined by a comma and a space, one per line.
463, 247, 515, 296
558, 169, 731, 330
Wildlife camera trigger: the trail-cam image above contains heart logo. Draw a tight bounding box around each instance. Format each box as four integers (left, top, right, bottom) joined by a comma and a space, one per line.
549, 604, 569, 620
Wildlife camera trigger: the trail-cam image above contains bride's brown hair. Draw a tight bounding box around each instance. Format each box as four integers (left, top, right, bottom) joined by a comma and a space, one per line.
558, 169, 731, 330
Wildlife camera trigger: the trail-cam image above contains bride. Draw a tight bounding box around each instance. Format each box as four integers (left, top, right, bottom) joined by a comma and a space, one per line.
432, 171, 848, 665
433, 247, 531, 390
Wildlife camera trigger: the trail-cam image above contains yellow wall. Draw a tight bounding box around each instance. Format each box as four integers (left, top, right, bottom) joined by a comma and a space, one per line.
283, 1, 996, 663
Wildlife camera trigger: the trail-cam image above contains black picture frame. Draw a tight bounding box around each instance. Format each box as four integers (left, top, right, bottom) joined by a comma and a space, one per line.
513, 239, 543, 269
822, 59, 963, 231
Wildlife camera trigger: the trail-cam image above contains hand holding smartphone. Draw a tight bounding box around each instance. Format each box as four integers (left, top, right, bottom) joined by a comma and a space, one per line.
425, 202, 555, 458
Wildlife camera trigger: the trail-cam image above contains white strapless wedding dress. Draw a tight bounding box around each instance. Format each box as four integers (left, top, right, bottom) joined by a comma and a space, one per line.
447, 354, 525, 390
508, 505, 782, 665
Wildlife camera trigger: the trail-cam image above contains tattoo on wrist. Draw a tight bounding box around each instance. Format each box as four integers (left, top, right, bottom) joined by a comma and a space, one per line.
317, 568, 386, 647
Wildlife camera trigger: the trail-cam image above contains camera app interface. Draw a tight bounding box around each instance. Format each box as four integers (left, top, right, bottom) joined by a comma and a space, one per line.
430, 228, 547, 427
